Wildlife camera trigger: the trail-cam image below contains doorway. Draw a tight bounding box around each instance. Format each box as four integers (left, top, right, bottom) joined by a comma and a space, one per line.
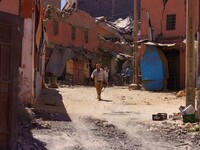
165, 49, 180, 90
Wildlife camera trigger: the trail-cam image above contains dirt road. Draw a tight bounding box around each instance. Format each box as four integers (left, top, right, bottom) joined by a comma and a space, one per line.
21, 86, 200, 150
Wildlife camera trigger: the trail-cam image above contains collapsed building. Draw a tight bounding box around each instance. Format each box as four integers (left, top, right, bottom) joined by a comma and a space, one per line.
43, 5, 133, 86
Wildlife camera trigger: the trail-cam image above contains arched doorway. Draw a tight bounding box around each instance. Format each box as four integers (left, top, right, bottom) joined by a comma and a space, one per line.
165, 49, 180, 90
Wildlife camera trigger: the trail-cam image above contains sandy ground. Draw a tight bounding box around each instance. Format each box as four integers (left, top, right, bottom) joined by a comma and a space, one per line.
29, 86, 200, 150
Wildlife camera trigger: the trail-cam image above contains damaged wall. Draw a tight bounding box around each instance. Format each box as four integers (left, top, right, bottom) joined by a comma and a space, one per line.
19, 19, 34, 103
140, 0, 198, 40
19, 0, 45, 104
99, 37, 132, 55
44, 5, 133, 84
45, 9, 97, 52
140, 0, 198, 90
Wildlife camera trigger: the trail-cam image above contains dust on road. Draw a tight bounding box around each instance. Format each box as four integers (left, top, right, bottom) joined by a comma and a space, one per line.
18, 86, 200, 150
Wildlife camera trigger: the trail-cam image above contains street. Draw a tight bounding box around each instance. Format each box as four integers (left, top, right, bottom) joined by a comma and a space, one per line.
17, 86, 200, 150
1, 1, 200, 149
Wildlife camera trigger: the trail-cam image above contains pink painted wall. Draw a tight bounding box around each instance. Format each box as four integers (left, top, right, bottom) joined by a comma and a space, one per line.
140, 0, 198, 90
20, 18, 45, 103
0, 0, 19, 15
140, 0, 198, 40
19, 19, 34, 103
46, 10, 97, 52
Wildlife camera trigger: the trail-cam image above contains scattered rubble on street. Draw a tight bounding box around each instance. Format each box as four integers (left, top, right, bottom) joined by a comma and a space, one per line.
16, 87, 200, 150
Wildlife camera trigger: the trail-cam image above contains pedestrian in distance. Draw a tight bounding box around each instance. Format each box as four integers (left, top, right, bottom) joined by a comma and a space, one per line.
91, 63, 106, 100
125, 66, 131, 85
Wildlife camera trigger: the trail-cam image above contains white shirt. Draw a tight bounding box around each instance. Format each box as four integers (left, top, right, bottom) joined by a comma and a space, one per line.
91, 68, 105, 82
104, 69, 109, 79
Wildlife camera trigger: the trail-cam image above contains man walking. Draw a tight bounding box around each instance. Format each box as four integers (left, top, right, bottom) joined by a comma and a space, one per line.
91, 64, 105, 100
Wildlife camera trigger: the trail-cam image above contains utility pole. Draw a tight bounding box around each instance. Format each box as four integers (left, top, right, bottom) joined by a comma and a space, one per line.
133, 0, 139, 85
186, 0, 195, 107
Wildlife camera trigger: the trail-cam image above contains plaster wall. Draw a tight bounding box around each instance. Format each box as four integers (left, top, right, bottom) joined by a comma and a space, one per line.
46, 10, 97, 52
19, 19, 34, 103
140, 0, 198, 40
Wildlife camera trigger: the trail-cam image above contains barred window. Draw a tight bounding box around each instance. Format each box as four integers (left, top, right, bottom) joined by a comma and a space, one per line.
166, 14, 176, 30
71, 26, 76, 40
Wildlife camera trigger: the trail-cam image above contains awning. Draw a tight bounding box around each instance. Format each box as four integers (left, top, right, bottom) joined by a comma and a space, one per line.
46, 45, 96, 77
46, 45, 72, 77
145, 41, 176, 47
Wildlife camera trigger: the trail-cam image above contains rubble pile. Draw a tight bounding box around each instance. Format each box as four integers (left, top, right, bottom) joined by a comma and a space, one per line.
17, 106, 71, 150
94, 119, 126, 139
87, 118, 142, 149
43, 5, 73, 21
149, 122, 200, 148
17, 107, 48, 150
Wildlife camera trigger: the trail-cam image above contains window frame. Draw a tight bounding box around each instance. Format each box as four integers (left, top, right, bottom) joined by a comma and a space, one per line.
166, 14, 176, 30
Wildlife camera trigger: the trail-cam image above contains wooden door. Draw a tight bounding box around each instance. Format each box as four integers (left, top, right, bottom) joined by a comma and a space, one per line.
0, 12, 23, 150
73, 60, 85, 85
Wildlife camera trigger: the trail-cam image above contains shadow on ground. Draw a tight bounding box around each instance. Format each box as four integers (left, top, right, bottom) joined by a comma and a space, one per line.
18, 119, 48, 150
99, 99, 113, 102
34, 88, 71, 121
18, 104, 48, 150
17, 88, 72, 149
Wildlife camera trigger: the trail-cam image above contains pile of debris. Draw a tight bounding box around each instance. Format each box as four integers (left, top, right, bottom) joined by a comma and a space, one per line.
17, 103, 70, 150
148, 122, 200, 148
169, 105, 197, 123
150, 104, 200, 148
17, 105, 49, 150
86, 118, 141, 149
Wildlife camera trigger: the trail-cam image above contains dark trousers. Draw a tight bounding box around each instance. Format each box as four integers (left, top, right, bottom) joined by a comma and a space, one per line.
126, 76, 130, 85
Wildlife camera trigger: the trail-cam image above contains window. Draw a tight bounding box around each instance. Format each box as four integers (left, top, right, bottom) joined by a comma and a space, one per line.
84, 30, 88, 43
166, 14, 176, 30
71, 26, 76, 40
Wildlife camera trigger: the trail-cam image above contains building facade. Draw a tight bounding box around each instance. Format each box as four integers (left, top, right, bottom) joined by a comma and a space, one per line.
44, 7, 97, 85
19, 0, 45, 104
140, 0, 198, 90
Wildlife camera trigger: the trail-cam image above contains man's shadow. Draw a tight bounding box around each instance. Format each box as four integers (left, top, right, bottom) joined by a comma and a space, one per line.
99, 99, 113, 102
